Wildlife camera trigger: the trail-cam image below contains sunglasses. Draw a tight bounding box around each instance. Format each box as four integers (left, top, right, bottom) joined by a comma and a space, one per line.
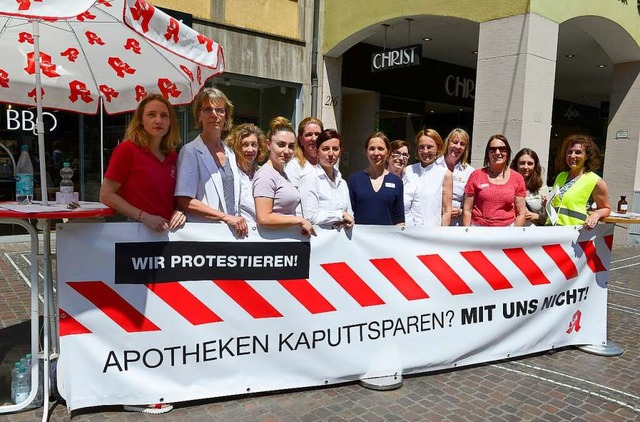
488, 146, 508, 153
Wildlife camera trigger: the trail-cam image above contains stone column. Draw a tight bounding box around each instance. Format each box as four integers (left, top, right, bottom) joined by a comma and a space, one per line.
319, 56, 343, 130
603, 62, 640, 246
471, 13, 558, 181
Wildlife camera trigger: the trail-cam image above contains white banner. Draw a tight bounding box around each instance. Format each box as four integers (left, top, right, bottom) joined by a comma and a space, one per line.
56, 223, 613, 410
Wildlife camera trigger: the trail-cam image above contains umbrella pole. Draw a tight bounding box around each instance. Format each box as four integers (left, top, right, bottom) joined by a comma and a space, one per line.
32, 20, 48, 206
100, 96, 104, 183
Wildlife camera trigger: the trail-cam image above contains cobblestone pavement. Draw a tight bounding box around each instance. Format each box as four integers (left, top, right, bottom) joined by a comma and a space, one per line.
0, 236, 638, 422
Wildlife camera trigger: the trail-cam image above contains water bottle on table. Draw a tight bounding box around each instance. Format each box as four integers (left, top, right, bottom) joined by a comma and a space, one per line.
15, 145, 33, 205
56, 162, 78, 205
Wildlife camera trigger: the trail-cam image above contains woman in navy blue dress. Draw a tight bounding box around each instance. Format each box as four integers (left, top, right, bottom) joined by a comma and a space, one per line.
347, 131, 404, 226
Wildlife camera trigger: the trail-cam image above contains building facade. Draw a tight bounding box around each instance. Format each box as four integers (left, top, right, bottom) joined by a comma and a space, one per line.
0, 0, 312, 235
318, 0, 640, 245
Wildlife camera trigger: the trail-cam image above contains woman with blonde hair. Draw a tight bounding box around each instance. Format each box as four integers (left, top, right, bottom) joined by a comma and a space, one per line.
101, 93, 185, 234
226, 123, 268, 226
405, 129, 452, 226
437, 128, 475, 225
253, 116, 316, 237
175, 87, 247, 238
100, 93, 184, 414
284, 116, 323, 188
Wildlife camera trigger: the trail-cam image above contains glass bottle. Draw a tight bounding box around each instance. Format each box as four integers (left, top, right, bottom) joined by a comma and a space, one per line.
59, 162, 74, 193
617, 195, 628, 214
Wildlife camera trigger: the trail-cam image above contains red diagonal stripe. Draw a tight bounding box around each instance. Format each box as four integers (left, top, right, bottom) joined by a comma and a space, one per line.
542, 244, 578, 280
460, 251, 512, 290
370, 258, 430, 300
604, 234, 613, 252
214, 280, 282, 318
59, 307, 92, 336
417, 254, 473, 295
278, 279, 336, 314
321, 262, 385, 306
67, 281, 160, 332
145, 282, 223, 325
578, 241, 607, 273
503, 248, 550, 285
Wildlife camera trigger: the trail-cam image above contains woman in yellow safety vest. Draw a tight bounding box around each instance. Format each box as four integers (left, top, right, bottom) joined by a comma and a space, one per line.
549, 134, 610, 229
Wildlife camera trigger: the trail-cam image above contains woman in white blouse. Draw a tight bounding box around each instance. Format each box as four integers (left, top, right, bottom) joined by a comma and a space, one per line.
386, 140, 423, 226
175, 88, 247, 237
437, 128, 474, 225
300, 129, 354, 229
226, 123, 268, 226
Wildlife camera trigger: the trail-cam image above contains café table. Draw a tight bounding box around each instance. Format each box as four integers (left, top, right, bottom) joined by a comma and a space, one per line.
0, 201, 114, 421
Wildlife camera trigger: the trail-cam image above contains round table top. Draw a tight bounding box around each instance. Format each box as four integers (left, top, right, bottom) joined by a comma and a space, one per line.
0, 202, 115, 220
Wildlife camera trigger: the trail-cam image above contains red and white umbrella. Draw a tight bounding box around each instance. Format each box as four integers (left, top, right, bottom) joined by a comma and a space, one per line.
0, 0, 225, 204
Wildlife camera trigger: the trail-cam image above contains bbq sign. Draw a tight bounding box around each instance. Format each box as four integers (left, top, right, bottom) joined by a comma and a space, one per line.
115, 241, 311, 283
371, 44, 422, 72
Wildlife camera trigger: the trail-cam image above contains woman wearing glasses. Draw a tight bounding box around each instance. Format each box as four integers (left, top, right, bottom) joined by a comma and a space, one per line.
437, 128, 475, 225
386, 140, 423, 226
462, 134, 526, 227
175, 88, 248, 237
405, 129, 453, 226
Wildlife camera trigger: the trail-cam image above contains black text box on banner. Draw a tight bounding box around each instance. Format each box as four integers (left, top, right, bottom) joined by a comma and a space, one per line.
114, 241, 310, 284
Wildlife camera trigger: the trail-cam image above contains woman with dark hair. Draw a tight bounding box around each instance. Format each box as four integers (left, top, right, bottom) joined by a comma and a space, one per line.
175, 87, 247, 237
463, 134, 526, 227
300, 129, 353, 228
285, 116, 324, 188
253, 117, 316, 237
386, 139, 423, 226
510, 148, 549, 226
406, 129, 452, 226
437, 128, 474, 225
347, 131, 404, 226
226, 123, 268, 226
101, 93, 185, 234
548, 134, 610, 228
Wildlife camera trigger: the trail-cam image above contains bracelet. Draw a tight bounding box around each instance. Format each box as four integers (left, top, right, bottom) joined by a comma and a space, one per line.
137, 210, 143, 221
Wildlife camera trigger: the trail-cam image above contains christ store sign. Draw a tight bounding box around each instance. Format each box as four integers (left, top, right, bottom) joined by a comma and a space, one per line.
371, 44, 422, 72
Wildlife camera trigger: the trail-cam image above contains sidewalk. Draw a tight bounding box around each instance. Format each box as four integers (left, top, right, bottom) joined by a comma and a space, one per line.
1, 239, 638, 421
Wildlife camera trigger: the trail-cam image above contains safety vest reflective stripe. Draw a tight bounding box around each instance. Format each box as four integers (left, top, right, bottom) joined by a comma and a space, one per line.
555, 207, 588, 221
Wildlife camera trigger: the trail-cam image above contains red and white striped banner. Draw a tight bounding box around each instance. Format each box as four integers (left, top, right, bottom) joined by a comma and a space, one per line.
56, 222, 612, 410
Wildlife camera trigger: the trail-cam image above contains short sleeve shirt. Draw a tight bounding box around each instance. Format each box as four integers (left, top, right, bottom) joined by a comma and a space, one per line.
104, 140, 177, 220
253, 164, 301, 216
464, 169, 526, 226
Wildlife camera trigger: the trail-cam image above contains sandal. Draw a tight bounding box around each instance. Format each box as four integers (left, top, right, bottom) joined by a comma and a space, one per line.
124, 403, 173, 414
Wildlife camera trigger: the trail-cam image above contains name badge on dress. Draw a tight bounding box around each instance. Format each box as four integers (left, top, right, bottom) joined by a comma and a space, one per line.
479, 183, 489, 188
385, 182, 396, 188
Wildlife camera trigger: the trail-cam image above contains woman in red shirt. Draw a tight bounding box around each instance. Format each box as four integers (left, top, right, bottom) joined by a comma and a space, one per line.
100, 94, 186, 233
462, 134, 526, 227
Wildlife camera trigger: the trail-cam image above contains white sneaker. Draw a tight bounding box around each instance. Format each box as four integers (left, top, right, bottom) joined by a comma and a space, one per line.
124, 403, 173, 414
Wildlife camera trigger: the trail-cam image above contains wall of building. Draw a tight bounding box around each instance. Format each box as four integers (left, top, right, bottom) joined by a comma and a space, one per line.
156, 0, 302, 40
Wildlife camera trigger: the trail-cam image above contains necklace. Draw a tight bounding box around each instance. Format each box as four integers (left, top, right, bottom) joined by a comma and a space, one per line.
241, 166, 256, 179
